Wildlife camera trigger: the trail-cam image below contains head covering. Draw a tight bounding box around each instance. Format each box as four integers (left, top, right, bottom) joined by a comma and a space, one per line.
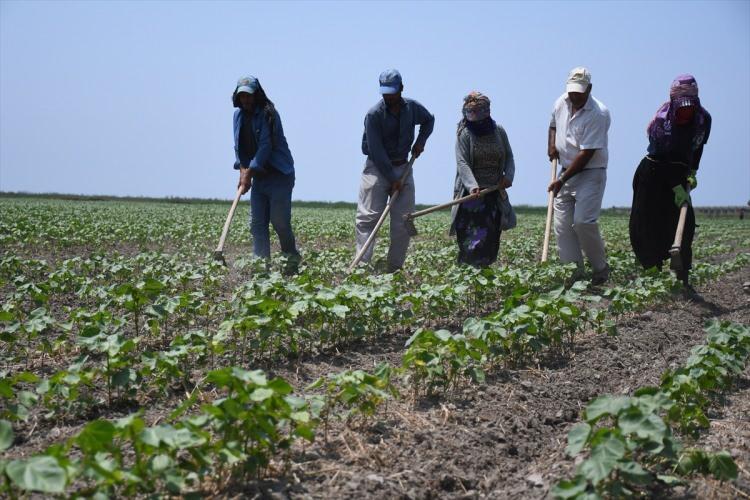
462, 91, 491, 122
566, 67, 591, 93
236, 76, 259, 94
669, 74, 699, 108
647, 74, 709, 154
459, 91, 496, 136
379, 69, 402, 94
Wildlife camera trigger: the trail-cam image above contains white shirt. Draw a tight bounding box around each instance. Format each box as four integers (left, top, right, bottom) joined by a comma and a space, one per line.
550, 94, 611, 170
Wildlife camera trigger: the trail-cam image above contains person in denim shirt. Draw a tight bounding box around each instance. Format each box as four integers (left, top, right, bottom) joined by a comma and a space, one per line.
356, 69, 434, 272
233, 76, 299, 264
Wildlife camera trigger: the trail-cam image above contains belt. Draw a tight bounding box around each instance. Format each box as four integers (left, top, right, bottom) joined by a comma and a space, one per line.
645, 155, 688, 168
391, 159, 408, 166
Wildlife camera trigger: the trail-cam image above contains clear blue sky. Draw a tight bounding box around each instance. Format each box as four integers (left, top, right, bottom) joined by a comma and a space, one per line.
1, 0, 748, 206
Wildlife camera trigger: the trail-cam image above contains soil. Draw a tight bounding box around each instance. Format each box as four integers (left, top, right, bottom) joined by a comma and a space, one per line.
234, 266, 750, 500
4, 245, 749, 499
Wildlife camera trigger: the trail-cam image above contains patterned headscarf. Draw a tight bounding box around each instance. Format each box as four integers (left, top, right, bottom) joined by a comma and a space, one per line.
462, 91, 491, 122
647, 74, 709, 153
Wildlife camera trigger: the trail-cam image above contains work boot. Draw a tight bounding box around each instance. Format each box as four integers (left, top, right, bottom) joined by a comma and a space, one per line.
564, 263, 586, 287
591, 264, 610, 286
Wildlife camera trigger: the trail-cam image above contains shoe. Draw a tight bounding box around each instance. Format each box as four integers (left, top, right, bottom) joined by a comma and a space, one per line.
591, 264, 610, 286
564, 264, 586, 287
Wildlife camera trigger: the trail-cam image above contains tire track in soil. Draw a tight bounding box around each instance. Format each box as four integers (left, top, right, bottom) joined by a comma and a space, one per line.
256, 267, 750, 500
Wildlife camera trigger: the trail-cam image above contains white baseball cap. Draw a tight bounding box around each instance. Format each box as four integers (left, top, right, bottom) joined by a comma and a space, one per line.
566, 67, 591, 93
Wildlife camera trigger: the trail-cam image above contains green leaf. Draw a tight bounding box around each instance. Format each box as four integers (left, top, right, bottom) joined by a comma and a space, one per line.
0, 419, 14, 451
580, 434, 625, 484
708, 451, 737, 481
76, 420, 115, 453
584, 395, 629, 422
617, 411, 668, 447
551, 475, 588, 499
250, 388, 274, 402
656, 474, 684, 486
617, 459, 652, 485
566, 423, 591, 457
6, 456, 67, 493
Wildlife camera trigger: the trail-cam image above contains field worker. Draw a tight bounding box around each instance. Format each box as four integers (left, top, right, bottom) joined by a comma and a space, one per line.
356, 69, 435, 273
450, 92, 516, 267
547, 67, 611, 285
232, 76, 300, 268
629, 74, 711, 295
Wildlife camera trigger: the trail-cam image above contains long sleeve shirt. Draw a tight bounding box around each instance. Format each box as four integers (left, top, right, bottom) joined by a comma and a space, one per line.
454, 126, 515, 194
361, 98, 434, 182
233, 107, 294, 175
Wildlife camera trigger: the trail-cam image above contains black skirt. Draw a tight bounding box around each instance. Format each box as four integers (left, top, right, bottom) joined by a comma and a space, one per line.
455, 191, 502, 267
629, 157, 695, 270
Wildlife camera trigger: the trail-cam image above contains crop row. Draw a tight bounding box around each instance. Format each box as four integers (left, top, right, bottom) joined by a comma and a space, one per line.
553, 320, 750, 499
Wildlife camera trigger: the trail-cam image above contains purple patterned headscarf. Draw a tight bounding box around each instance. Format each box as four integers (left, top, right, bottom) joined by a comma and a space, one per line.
647, 74, 709, 153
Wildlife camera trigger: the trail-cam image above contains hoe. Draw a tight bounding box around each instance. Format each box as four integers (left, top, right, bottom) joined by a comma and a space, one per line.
213, 186, 244, 266
403, 186, 504, 236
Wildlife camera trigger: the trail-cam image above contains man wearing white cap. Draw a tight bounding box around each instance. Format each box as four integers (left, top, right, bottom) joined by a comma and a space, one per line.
547, 67, 611, 285
355, 69, 434, 272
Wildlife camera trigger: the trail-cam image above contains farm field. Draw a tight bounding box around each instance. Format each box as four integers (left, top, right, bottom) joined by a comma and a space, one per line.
1, 196, 749, 499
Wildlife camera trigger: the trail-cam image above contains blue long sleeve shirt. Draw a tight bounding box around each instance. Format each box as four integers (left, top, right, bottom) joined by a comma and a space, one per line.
361, 98, 435, 182
233, 107, 294, 175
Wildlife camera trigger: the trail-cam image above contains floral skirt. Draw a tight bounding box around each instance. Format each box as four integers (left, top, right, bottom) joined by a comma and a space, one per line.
455, 191, 502, 267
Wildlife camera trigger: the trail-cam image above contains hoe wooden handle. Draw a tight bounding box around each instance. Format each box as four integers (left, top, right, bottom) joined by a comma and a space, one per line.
348, 156, 416, 273
670, 201, 689, 254
407, 186, 501, 220
541, 158, 557, 263
215, 186, 244, 254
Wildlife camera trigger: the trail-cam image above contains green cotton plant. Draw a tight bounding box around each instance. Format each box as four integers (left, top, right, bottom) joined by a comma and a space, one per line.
201, 367, 315, 481
77, 326, 139, 406
402, 328, 486, 398
554, 320, 749, 499
113, 278, 167, 337
35, 356, 97, 419
0, 371, 40, 423
307, 363, 398, 440
1, 369, 315, 497
661, 320, 750, 436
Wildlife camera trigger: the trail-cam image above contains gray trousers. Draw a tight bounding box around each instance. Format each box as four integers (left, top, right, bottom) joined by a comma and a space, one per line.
553, 167, 608, 272
355, 158, 415, 269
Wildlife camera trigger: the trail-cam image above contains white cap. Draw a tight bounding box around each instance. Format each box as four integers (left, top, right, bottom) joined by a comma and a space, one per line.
566, 67, 591, 93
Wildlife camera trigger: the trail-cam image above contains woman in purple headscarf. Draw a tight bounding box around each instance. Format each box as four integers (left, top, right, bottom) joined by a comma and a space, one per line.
629, 74, 711, 293
450, 92, 516, 267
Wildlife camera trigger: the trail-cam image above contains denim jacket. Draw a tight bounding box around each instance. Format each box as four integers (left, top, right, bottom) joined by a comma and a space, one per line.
233, 107, 294, 175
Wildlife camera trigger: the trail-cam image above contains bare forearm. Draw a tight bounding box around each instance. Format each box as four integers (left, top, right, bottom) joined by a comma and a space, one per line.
560, 150, 596, 182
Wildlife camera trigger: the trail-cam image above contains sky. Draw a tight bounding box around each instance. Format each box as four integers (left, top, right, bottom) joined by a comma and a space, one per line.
1, 0, 749, 207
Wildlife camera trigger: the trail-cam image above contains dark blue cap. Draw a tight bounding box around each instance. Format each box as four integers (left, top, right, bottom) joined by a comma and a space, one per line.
379, 69, 402, 94
236, 76, 259, 94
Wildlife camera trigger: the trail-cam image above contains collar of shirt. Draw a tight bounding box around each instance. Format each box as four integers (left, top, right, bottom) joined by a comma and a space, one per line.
381, 98, 408, 117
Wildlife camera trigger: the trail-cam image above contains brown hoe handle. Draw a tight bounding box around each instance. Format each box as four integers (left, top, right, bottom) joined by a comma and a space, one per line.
541, 158, 557, 263
670, 198, 689, 255
348, 156, 416, 273
215, 186, 244, 254
407, 185, 501, 220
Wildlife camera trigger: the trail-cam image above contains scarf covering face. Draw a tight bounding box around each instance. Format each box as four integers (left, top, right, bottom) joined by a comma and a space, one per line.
462, 91, 497, 136
463, 91, 491, 122
647, 74, 709, 153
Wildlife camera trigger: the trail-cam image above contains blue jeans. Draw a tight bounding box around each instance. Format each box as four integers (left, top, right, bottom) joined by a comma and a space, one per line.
249, 170, 298, 258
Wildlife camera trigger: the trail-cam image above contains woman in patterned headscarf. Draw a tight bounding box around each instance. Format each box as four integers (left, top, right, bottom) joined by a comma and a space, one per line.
450, 92, 516, 267
629, 74, 712, 294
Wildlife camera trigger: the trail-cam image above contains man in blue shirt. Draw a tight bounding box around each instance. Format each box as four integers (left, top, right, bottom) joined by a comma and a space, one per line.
356, 69, 435, 272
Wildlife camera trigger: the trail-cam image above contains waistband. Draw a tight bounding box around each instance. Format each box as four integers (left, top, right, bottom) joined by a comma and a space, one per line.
391, 159, 408, 166
645, 155, 689, 168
